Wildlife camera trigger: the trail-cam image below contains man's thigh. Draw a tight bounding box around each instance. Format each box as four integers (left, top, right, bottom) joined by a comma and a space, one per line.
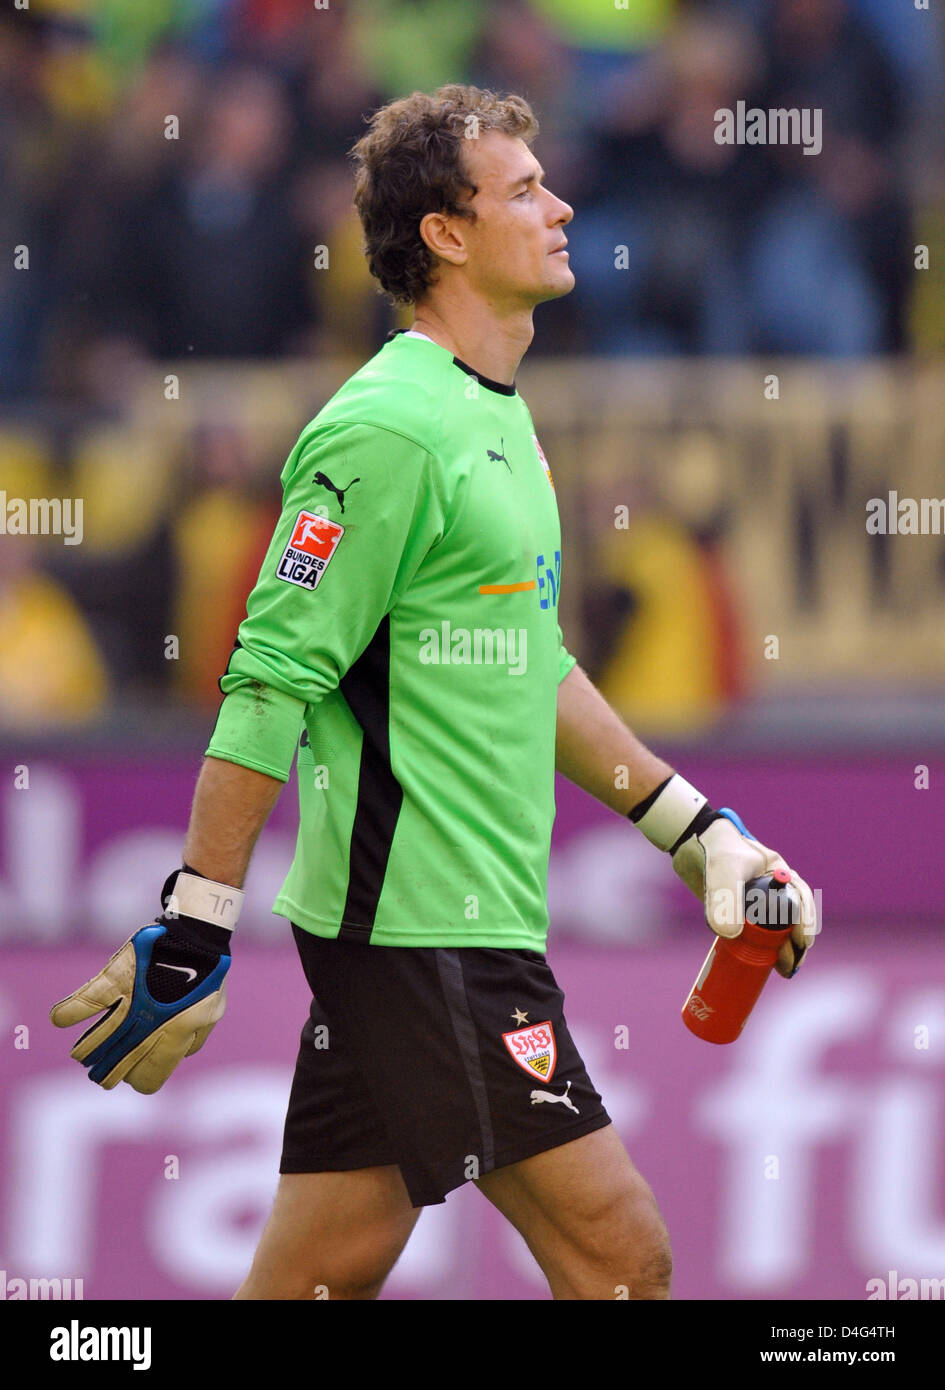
474, 1124, 672, 1300
235, 1166, 421, 1300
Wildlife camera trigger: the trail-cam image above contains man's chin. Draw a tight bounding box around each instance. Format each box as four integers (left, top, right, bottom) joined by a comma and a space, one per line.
534, 268, 576, 305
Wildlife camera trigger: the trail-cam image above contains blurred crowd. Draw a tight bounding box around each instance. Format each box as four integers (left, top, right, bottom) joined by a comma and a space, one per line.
1, 0, 943, 730
2, 0, 943, 400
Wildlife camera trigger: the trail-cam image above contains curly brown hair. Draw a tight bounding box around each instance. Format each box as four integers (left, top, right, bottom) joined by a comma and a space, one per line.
349, 84, 539, 307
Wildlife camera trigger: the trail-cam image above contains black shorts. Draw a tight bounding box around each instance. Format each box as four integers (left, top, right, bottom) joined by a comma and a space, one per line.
280, 926, 612, 1207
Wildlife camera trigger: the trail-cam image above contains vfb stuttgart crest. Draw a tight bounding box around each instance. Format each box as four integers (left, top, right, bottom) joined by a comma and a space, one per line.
531, 434, 555, 491
503, 1021, 557, 1083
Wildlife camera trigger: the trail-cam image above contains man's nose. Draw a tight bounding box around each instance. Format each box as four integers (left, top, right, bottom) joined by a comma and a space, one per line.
549, 193, 573, 226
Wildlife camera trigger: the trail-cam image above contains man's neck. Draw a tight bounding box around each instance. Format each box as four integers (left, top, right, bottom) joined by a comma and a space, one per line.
409, 301, 534, 387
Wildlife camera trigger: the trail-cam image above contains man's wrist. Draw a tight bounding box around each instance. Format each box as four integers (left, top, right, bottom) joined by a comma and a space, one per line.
628, 774, 712, 852
160, 866, 243, 953
168, 870, 243, 931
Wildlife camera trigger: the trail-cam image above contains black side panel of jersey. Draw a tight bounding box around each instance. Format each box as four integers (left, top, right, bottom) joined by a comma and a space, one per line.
338, 614, 404, 941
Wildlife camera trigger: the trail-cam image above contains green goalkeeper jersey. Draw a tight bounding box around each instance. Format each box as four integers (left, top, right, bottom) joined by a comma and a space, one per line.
207, 329, 576, 950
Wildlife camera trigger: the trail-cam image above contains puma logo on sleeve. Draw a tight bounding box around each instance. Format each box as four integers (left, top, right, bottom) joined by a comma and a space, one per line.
312, 472, 360, 512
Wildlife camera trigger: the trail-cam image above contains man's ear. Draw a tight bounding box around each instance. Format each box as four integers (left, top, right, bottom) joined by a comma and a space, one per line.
418, 210, 469, 268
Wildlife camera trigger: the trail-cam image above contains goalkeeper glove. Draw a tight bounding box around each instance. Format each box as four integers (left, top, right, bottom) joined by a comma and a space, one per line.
49, 867, 242, 1093
630, 774, 817, 978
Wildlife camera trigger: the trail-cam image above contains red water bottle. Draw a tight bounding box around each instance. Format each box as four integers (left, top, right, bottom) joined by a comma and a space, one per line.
682, 870, 800, 1044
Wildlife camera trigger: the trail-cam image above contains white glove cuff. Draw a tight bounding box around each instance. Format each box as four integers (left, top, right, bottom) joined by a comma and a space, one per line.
633, 774, 707, 852
165, 872, 244, 932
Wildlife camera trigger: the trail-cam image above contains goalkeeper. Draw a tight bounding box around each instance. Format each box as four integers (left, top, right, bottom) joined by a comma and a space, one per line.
51, 85, 816, 1301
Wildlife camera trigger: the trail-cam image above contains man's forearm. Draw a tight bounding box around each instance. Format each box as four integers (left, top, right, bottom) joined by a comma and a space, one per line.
555, 663, 673, 815
182, 755, 285, 887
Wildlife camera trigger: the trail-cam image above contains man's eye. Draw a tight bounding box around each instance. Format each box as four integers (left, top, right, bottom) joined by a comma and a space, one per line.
515, 190, 531, 200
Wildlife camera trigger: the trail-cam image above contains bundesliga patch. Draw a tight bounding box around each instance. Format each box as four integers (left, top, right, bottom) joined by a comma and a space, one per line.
532, 434, 555, 491
276, 510, 344, 590
503, 1021, 557, 1082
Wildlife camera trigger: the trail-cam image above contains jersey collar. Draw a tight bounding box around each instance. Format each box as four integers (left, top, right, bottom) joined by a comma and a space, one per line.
385, 328, 517, 397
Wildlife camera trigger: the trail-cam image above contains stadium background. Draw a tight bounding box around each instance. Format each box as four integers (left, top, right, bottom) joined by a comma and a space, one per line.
1, 0, 943, 1301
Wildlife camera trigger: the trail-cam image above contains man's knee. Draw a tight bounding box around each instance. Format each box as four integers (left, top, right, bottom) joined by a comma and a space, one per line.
613, 1174, 671, 1295
234, 1170, 419, 1300
567, 1172, 673, 1298
622, 1206, 672, 1299
317, 1276, 385, 1301
307, 1243, 407, 1300
237, 1237, 405, 1300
